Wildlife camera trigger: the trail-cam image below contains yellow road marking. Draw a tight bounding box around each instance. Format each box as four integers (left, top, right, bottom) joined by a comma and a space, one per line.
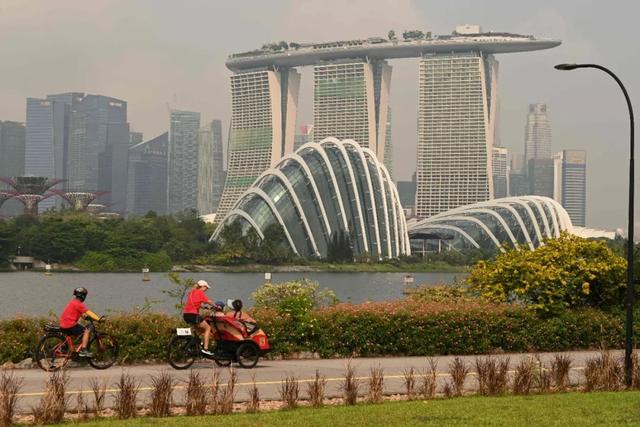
16, 366, 586, 398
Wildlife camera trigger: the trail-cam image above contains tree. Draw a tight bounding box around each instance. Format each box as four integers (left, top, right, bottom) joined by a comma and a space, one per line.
0, 221, 13, 268
388, 30, 397, 40
326, 230, 354, 263
467, 233, 626, 315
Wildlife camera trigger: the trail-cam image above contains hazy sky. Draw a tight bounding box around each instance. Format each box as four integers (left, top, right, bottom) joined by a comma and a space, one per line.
0, 0, 638, 231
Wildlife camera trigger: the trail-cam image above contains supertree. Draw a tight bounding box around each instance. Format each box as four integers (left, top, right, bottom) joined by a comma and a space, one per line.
50, 190, 109, 211
0, 176, 64, 216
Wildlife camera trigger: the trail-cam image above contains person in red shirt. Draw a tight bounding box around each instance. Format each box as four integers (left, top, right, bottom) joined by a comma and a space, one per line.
59, 287, 101, 358
183, 280, 216, 356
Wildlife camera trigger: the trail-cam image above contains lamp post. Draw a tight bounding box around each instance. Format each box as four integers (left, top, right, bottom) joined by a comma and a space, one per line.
554, 63, 635, 386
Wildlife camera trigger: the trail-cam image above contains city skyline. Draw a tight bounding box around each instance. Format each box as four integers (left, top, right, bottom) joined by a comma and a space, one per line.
0, 1, 637, 231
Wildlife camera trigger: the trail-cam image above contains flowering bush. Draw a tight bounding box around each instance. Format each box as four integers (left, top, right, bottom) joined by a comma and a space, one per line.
467, 233, 626, 315
251, 280, 338, 316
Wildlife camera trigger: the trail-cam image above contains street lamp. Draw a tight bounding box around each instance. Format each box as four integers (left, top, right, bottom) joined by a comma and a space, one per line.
554, 63, 635, 386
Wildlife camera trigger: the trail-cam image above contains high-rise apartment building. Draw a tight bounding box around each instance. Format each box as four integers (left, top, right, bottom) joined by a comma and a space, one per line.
492, 146, 509, 198
216, 68, 300, 219
415, 53, 498, 218
554, 150, 587, 227
197, 120, 224, 215
528, 158, 554, 197
0, 121, 26, 215
127, 133, 168, 215
524, 104, 551, 163
167, 110, 201, 213
312, 60, 391, 159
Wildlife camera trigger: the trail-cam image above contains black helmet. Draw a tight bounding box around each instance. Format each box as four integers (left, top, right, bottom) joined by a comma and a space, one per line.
232, 299, 243, 312
73, 287, 88, 302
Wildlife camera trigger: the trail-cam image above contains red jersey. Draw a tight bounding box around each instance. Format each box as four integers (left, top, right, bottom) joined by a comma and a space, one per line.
60, 299, 89, 328
183, 288, 211, 314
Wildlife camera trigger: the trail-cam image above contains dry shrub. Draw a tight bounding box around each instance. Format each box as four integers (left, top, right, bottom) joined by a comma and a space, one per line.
279, 375, 299, 410
184, 370, 207, 416
632, 352, 640, 390
583, 351, 622, 392
475, 356, 509, 396
246, 375, 260, 414
366, 366, 384, 404
534, 357, 552, 393
442, 382, 453, 398
218, 368, 237, 415
75, 391, 91, 421
113, 372, 139, 419
340, 361, 360, 405
307, 370, 327, 408
403, 367, 417, 400
149, 371, 174, 417
88, 378, 106, 417
419, 358, 438, 399
0, 371, 22, 427
448, 357, 469, 397
209, 369, 221, 414
513, 357, 536, 395
551, 354, 572, 391
32, 371, 68, 425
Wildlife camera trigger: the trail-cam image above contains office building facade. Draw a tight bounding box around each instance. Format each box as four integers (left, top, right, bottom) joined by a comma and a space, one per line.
528, 158, 554, 198
554, 149, 587, 227
0, 121, 26, 215
524, 103, 551, 162
216, 68, 300, 219
127, 133, 168, 215
415, 52, 498, 218
197, 120, 225, 215
167, 110, 201, 213
492, 146, 509, 198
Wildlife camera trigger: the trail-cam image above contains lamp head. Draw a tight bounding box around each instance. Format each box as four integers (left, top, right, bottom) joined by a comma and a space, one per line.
554, 63, 579, 71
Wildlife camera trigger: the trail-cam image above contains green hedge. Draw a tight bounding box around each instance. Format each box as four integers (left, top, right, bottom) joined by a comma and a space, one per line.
0, 303, 628, 364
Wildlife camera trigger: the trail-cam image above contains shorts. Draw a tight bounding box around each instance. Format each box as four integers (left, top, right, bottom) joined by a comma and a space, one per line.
183, 313, 203, 325
61, 324, 85, 337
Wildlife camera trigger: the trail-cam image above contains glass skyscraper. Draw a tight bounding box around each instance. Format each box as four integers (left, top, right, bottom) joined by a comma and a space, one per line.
524, 103, 551, 162
554, 149, 587, 227
167, 109, 201, 213
0, 121, 26, 215
197, 120, 224, 215
127, 132, 168, 215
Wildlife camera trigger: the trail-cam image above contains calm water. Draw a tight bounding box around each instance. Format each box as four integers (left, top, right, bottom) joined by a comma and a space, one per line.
0, 271, 464, 318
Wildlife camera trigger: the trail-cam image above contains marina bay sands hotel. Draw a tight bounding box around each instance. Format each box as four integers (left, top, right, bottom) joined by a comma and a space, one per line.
216, 26, 561, 220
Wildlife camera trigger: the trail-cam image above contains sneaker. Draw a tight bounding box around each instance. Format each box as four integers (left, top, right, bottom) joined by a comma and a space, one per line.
78, 349, 93, 358
201, 349, 214, 357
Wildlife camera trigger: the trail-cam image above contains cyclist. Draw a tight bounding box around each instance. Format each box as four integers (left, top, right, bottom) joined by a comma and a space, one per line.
183, 280, 218, 356
59, 287, 101, 358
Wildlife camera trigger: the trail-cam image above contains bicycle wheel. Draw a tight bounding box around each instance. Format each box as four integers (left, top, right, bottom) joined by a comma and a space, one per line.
88, 334, 119, 369
236, 342, 260, 369
35, 334, 70, 372
167, 335, 198, 370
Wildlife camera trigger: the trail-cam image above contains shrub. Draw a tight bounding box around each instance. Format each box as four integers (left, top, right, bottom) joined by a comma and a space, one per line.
467, 233, 626, 315
251, 279, 338, 315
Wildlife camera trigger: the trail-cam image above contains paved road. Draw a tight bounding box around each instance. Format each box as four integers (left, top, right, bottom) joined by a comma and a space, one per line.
11, 349, 618, 412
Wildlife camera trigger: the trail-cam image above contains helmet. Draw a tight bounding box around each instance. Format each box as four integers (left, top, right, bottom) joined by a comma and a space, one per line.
73, 287, 88, 302
232, 299, 243, 312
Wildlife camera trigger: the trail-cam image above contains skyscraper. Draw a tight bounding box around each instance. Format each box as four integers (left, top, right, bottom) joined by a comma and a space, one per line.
492, 146, 509, 198
528, 158, 554, 197
167, 109, 201, 213
216, 68, 300, 219
294, 124, 312, 151
197, 120, 224, 215
25, 97, 69, 211
127, 133, 168, 215
383, 107, 393, 178
312, 59, 391, 159
524, 103, 551, 163
554, 150, 587, 226
0, 121, 26, 216
415, 52, 498, 218
60, 93, 129, 212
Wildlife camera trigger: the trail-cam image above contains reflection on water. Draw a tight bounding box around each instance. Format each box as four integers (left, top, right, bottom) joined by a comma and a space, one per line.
0, 271, 463, 318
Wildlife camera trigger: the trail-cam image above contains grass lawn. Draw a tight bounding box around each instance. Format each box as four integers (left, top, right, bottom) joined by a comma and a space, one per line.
54, 391, 640, 426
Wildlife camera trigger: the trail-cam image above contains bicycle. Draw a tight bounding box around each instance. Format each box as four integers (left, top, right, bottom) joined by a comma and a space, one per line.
167, 301, 269, 370
35, 317, 119, 372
